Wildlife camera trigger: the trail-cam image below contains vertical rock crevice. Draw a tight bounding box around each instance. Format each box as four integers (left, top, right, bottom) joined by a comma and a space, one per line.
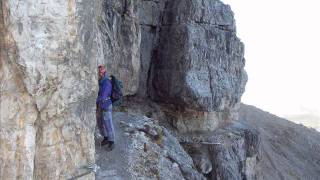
98, 0, 141, 96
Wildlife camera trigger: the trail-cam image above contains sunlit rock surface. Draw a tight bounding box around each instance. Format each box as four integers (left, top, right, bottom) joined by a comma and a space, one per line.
0, 0, 99, 179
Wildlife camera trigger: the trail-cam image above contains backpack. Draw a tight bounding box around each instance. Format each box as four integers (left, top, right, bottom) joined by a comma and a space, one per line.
110, 75, 123, 106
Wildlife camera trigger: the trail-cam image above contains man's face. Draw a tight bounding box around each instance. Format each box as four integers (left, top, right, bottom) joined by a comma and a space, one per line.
98, 66, 106, 78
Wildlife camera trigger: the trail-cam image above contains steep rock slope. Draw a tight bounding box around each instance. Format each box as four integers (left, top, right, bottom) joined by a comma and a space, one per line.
239, 104, 320, 180
121, 97, 261, 180
0, 1, 100, 179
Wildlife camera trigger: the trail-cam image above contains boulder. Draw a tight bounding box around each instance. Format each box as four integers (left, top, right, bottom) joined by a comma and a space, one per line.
149, 0, 247, 131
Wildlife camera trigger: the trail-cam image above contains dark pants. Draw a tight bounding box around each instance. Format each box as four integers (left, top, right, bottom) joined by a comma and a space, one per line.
96, 105, 115, 142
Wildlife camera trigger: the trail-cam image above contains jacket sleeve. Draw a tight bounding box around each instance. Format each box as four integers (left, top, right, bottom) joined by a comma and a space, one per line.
96, 80, 112, 104
96, 90, 102, 104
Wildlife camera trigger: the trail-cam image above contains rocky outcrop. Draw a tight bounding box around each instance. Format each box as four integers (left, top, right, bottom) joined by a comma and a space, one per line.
99, 1, 247, 130
96, 1, 258, 179
96, 0, 247, 133
0, 0, 99, 179
181, 122, 261, 179
95, 112, 204, 180
121, 97, 262, 179
148, 0, 247, 132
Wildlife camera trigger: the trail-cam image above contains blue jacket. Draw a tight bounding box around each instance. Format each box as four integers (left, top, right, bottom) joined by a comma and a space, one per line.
96, 75, 112, 110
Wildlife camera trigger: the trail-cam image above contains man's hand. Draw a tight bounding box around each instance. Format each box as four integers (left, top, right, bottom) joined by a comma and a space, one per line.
96, 104, 100, 119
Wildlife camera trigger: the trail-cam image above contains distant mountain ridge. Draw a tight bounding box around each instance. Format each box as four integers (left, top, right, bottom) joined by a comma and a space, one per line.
239, 104, 320, 180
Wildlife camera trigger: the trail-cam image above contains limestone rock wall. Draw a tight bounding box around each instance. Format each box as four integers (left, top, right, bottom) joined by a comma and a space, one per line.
147, 0, 247, 132
150, 0, 247, 111
98, 0, 141, 95
0, 0, 100, 179
137, 0, 166, 96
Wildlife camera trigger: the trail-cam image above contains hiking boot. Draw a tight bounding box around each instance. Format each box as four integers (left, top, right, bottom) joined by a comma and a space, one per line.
101, 137, 109, 146
107, 141, 115, 151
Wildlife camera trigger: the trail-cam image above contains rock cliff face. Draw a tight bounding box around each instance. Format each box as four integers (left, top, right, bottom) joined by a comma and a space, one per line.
1, 0, 258, 180
149, 0, 246, 111
0, 0, 99, 179
98, 1, 247, 132
98, 0, 141, 95
148, 0, 247, 132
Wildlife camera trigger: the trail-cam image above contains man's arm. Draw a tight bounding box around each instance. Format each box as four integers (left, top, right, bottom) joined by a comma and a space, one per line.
96, 80, 112, 104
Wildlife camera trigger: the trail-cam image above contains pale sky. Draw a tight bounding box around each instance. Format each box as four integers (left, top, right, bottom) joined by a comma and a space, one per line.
224, 0, 320, 117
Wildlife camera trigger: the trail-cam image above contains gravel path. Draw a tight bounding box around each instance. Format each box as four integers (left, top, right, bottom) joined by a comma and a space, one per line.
95, 113, 132, 180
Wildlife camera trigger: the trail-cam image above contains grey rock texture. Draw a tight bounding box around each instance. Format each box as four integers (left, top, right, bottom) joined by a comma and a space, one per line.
240, 104, 320, 180
180, 122, 261, 180
99, 1, 247, 119
95, 112, 205, 180
96, 0, 247, 132
98, 0, 141, 95
0, 0, 99, 179
137, 0, 166, 96
149, 0, 247, 115
120, 98, 262, 179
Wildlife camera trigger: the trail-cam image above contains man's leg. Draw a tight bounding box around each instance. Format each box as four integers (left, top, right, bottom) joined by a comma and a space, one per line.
97, 107, 109, 147
96, 107, 108, 139
103, 105, 115, 143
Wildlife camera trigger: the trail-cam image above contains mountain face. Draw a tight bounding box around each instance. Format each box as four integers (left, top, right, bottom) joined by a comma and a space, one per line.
239, 104, 320, 180
96, 2, 256, 179
0, 0, 250, 179
1, 0, 318, 180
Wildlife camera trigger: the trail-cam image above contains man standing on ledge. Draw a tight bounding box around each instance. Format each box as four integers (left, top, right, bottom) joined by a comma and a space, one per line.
96, 65, 115, 150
